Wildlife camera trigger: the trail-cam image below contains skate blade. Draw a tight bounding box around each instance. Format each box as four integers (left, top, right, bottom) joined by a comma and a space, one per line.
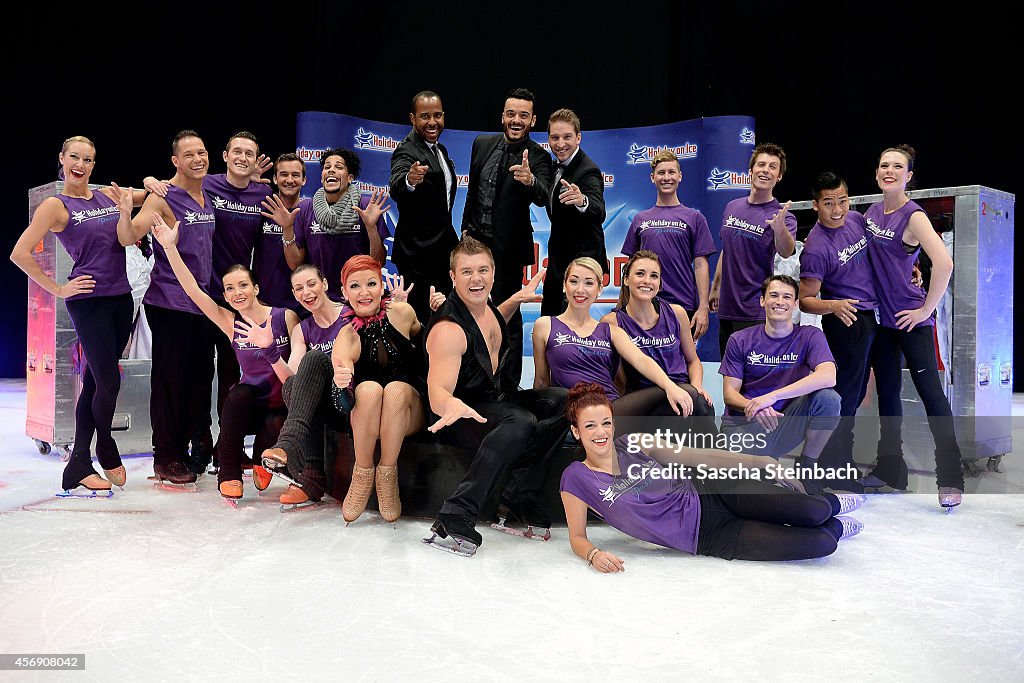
267, 468, 302, 488
280, 500, 323, 513
147, 476, 199, 492
55, 488, 114, 499
221, 496, 240, 509
490, 518, 551, 541
421, 532, 478, 557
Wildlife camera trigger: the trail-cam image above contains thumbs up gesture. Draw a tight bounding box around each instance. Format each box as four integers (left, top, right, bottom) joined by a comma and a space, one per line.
408, 160, 429, 187
510, 149, 534, 186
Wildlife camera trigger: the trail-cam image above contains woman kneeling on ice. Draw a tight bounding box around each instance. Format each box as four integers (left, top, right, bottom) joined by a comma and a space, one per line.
560, 382, 864, 571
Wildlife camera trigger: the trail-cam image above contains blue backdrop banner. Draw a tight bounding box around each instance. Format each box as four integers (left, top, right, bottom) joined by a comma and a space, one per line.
296, 113, 756, 360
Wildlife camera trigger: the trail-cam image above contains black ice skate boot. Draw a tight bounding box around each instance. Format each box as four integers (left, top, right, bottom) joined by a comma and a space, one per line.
422, 513, 483, 557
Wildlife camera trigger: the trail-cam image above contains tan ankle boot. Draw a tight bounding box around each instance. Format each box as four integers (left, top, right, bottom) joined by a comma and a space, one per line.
342, 464, 375, 523
375, 465, 402, 523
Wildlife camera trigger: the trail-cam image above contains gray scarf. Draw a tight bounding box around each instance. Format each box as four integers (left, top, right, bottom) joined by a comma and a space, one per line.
312, 185, 361, 235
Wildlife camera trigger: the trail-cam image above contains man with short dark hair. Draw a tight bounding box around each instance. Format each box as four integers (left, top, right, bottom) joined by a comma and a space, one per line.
719, 275, 841, 491
542, 108, 606, 316
422, 236, 566, 557
390, 91, 459, 322
462, 87, 553, 387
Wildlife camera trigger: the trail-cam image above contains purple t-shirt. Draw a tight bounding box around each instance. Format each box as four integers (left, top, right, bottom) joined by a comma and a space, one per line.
233, 307, 291, 406
294, 194, 390, 302
559, 437, 701, 554
615, 301, 690, 390
204, 174, 272, 297
144, 185, 215, 314
718, 197, 798, 321
718, 324, 834, 416
546, 318, 620, 400
621, 205, 717, 310
254, 197, 309, 310
55, 191, 131, 299
864, 200, 932, 329
799, 211, 877, 311
299, 309, 348, 355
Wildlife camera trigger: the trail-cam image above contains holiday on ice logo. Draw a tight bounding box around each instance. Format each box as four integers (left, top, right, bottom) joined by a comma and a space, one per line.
184, 210, 215, 224
553, 331, 610, 350
354, 127, 401, 153
69, 205, 119, 225
740, 128, 756, 145
837, 237, 868, 265
630, 333, 676, 349
626, 142, 698, 165
723, 214, 764, 236
865, 218, 896, 240
295, 147, 330, 163
707, 168, 752, 191
638, 219, 689, 233
211, 195, 262, 215
747, 350, 799, 366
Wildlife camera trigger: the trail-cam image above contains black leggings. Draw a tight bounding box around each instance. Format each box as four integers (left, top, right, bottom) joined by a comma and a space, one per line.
216, 383, 285, 484
272, 350, 348, 499
696, 477, 843, 561
62, 294, 134, 488
613, 383, 716, 418
871, 325, 964, 490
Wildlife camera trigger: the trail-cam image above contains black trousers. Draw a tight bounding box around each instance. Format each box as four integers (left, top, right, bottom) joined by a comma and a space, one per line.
818, 312, 878, 474
399, 261, 454, 329
436, 387, 568, 522
870, 325, 964, 490
211, 314, 240, 419
216, 383, 285, 484
62, 293, 134, 488
491, 261, 527, 390
717, 318, 761, 357
145, 304, 215, 466
695, 477, 843, 561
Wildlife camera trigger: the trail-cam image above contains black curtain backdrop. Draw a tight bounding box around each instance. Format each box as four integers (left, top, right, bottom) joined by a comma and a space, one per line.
6, 2, 1017, 385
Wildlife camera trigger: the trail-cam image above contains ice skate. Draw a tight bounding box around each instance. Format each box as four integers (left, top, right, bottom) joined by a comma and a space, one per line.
279, 484, 322, 512
184, 431, 214, 477
860, 473, 907, 494
264, 465, 303, 489
834, 493, 867, 515
56, 474, 114, 499
102, 466, 127, 489
490, 499, 552, 541
938, 487, 963, 513
342, 464, 375, 524
261, 447, 288, 470
149, 461, 199, 492
836, 515, 864, 540
422, 514, 482, 557
332, 384, 354, 414
219, 480, 243, 508
251, 465, 273, 492
375, 465, 402, 523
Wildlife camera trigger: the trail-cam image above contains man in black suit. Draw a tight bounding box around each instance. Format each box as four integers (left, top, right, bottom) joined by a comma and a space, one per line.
462, 87, 552, 388
389, 90, 459, 321
542, 108, 607, 316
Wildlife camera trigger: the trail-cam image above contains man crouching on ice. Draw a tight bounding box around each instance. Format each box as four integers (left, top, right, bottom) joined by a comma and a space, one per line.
421, 235, 568, 556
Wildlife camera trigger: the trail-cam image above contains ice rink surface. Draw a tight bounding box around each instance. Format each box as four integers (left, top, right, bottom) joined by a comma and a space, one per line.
0, 379, 1022, 681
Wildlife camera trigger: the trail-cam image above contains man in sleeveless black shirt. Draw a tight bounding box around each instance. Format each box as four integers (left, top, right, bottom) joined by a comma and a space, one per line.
421, 236, 567, 556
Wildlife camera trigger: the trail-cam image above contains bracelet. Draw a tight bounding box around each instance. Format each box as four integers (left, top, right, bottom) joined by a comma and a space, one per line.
282, 236, 296, 248
586, 547, 600, 565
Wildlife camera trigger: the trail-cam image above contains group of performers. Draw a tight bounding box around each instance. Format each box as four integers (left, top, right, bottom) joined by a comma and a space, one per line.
11, 87, 966, 567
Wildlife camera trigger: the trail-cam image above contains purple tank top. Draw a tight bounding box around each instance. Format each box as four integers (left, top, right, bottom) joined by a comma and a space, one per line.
300, 309, 348, 355
546, 318, 620, 400
864, 200, 932, 329
204, 174, 272, 297
255, 197, 310, 309
559, 437, 701, 554
55, 191, 131, 298
144, 185, 215, 314
234, 307, 291, 405
615, 300, 689, 390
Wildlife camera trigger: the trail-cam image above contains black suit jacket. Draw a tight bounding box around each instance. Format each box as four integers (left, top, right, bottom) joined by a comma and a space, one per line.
461, 134, 552, 267
545, 148, 607, 269
389, 130, 459, 271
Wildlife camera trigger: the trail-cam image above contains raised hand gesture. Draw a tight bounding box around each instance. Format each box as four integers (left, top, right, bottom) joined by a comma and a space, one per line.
428, 285, 446, 311
509, 150, 534, 186
384, 271, 413, 304
407, 161, 429, 186
766, 200, 792, 234
109, 182, 133, 216
559, 179, 585, 207
251, 154, 273, 184
235, 315, 275, 349
260, 193, 300, 228
354, 189, 391, 227
151, 214, 179, 248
